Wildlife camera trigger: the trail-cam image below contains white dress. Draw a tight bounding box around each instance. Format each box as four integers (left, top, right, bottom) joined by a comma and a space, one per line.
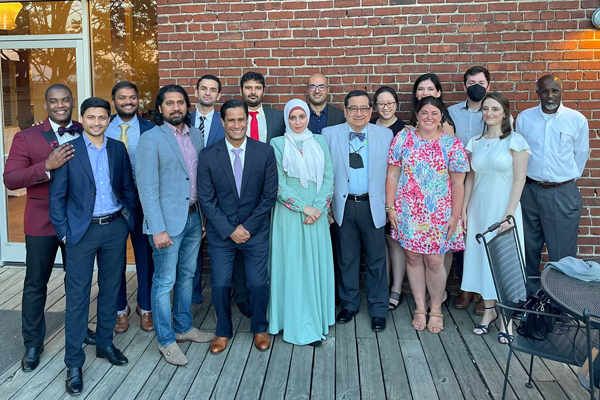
461, 132, 531, 300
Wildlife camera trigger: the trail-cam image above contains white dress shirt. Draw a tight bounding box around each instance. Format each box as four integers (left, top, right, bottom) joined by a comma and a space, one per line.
516, 103, 589, 182
49, 119, 79, 145
225, 137, 247, 170
195, 108, 214, 146
245, 105, 268, 143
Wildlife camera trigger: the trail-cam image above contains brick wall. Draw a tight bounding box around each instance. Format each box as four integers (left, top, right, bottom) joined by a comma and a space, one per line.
157, 0, 600, 262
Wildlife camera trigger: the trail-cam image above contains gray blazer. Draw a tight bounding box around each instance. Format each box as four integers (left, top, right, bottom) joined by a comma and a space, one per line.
263, 105, 285, 142
322, 123, 393, 229
326, 104, 346, 127
136, 123, 204, 237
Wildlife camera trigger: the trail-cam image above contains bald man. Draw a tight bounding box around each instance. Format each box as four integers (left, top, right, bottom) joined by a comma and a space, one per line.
516, 75, 589, 294
306, 73, 345, 134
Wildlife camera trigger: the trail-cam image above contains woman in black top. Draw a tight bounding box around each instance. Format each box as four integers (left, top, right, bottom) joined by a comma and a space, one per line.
370, 86, 406, 135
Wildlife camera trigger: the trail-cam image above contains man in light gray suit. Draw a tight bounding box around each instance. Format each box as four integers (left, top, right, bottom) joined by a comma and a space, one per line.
323, 90, 393, 332
136, 85, 215, 367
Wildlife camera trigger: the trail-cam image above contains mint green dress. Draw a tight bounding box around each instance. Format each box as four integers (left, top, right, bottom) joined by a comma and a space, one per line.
267, 135, 336, 345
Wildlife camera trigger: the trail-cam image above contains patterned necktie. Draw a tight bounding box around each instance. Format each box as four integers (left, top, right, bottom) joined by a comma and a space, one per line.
248, 111, 259, 141
119, 124, 130, 151
349, 131, 366, 141
198, 115, 206, 136
232, 148, 243, 196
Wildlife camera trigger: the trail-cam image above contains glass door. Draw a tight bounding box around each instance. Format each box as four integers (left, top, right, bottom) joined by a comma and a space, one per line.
0, 38, 91, 264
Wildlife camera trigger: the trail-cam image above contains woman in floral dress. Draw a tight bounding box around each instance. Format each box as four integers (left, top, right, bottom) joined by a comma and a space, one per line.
267, 99, 335, 347
386, 97, 469, 333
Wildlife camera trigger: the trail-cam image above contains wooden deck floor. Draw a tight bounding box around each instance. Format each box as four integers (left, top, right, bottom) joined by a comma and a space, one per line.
0, 266, 595, 400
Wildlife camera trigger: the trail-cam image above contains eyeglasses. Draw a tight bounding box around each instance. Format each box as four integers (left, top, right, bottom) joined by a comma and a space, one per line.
308, 84, 327, 92
376, 101, 397, 110
345, 106, 371, 114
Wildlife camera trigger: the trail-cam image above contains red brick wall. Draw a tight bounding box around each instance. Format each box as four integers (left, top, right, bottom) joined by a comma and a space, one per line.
157, 0, 600, 260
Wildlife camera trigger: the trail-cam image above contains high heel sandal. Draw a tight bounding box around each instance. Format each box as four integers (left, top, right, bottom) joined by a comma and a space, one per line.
473, 306, 499, 336
412, 309, 427, 331
498, 332, 513, 344
427, 312, 444, 334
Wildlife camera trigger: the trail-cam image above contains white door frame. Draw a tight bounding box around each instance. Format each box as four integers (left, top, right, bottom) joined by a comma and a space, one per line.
0, 36, 92, 265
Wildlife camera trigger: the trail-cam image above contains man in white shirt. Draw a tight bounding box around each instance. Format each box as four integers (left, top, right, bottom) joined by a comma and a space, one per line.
516, 75, 589, 294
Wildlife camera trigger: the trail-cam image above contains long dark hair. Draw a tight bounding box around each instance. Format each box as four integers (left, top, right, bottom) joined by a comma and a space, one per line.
410, 73, 446, 125
479, 92, 512, 141
154, 84, 192, 126
414, 96, 444, 126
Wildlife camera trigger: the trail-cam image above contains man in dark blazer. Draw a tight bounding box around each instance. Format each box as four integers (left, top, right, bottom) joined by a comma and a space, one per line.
197, 99, 278, 354
231, 71, 284, 316
3, 84, 96, 373
106, 81, 156, 333
306, 72, 346, 135
50, 97, 137, 396
190, 74, 226, 305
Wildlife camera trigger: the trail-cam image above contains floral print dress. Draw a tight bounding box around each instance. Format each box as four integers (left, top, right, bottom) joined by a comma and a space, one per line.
388, 128, 469, 254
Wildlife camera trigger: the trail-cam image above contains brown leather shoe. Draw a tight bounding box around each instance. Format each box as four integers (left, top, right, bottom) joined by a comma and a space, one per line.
210, 337, 229, 354
474, 298, 485, 316
454, 291, 474, 309
114, 305, 130, 333
136, 306, 154, 332
254, 332, 271, 351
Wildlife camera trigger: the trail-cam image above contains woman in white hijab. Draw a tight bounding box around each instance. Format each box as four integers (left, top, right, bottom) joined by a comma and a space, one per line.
267, 99, 335, 347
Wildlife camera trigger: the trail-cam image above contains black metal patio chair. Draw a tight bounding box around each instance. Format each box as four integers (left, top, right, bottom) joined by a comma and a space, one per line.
476, 215, 598, 400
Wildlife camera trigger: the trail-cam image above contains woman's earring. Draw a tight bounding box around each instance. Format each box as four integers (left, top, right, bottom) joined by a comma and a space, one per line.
415, 122, 421, 131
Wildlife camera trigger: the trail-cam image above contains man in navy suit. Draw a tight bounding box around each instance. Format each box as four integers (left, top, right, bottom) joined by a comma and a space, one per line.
50, 97, 137, 396
106, 81, 156, 333
190, 75, 226, 305
197, 99, 278, 354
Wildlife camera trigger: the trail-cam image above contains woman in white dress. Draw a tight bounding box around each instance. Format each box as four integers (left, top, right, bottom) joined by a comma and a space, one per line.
461, 92, 531, 344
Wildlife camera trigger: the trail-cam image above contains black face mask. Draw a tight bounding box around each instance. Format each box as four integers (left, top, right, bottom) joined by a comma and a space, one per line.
467, 84, 487, 103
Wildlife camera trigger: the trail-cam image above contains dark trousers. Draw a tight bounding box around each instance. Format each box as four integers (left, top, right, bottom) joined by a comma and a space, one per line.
330, 223, 342, 304
192, 239, 205, 304
521, 181, 582, 295
337, 199, 388, 318
193, 245, 245, 305
64, 216, 129, 368
208, 234, 269, 338
22, 235, 66, 348
117, 202, 154, 311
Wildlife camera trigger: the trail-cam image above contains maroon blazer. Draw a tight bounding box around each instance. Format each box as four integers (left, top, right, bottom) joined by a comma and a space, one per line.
3, 118, 83, 237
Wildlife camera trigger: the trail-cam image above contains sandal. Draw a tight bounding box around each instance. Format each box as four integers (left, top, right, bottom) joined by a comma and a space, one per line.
498, 332, 513, 344
427, 312, 445, 334
412, 309, 427, 331
389, 291, 404, 311
473, 306, 499, 336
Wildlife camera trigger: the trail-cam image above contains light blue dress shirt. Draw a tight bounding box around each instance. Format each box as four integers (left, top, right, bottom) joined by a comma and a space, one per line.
106, 114, 141, 179
347, 124, 369, 195
195, 108, 214, 146
84, 135, 122, 217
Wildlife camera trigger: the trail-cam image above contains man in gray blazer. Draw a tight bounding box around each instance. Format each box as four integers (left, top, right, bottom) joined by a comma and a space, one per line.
323, 90, 393, 332
136, 85, 215, 367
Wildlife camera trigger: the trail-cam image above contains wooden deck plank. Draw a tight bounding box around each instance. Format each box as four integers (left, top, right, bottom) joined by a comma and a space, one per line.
210, 331, 253, 400
260, 334, 292, 400
284, 345, 313, 400
335, 316, 360, 400
235, 336, 273, 400
0, 270, 27, 305
310, 323, 335, 400
357, 337, 386, 400
7, 270, 64, 311
377, 309, 412, 400
542, 359, 593, 400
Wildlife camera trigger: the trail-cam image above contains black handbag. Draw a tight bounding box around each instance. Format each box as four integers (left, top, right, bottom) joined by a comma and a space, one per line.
517, 291, 556, 341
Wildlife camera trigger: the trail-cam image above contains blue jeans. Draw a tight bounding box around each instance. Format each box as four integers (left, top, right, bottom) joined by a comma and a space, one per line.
149, 212, 202, 347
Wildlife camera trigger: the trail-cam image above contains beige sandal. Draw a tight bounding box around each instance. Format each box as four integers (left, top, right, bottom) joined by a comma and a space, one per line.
427, 312, 445, 334
412, 309, 427, 331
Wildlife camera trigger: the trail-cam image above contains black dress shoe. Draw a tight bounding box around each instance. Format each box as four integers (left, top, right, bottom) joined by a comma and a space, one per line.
83, 328, 96, 346
308, 340, 322, 347
336, 309, 358, 324
237, 301, 253, 318
96, 344, 128, 366
371, 317, 386, 332
21, 345, 43, 372
66, 367, 83, 396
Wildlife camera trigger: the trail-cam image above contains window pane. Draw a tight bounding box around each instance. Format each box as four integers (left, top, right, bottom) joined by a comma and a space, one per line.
0, 1, 82, 35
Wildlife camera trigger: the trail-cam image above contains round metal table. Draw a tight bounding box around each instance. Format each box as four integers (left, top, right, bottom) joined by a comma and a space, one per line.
541, 267, 600, 324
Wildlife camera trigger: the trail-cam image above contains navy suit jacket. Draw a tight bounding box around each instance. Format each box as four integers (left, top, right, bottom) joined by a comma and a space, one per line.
49, 135, 137, 245
190, 110, 225, 147
197, 138, 278, 243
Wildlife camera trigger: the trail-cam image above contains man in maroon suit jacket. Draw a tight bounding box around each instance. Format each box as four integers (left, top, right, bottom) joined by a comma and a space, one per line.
3, 84, 93, 372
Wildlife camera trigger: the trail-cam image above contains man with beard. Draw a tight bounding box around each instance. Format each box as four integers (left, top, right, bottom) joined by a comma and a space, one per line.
516, 75, 589, 294
190, 75, 225, 305
231, 71, 284, 317
49, 97, 137, 395
106, 81, 156, 333
4, 84, 95, 372
136, 85, 215, 366
306, 73, 345, 135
